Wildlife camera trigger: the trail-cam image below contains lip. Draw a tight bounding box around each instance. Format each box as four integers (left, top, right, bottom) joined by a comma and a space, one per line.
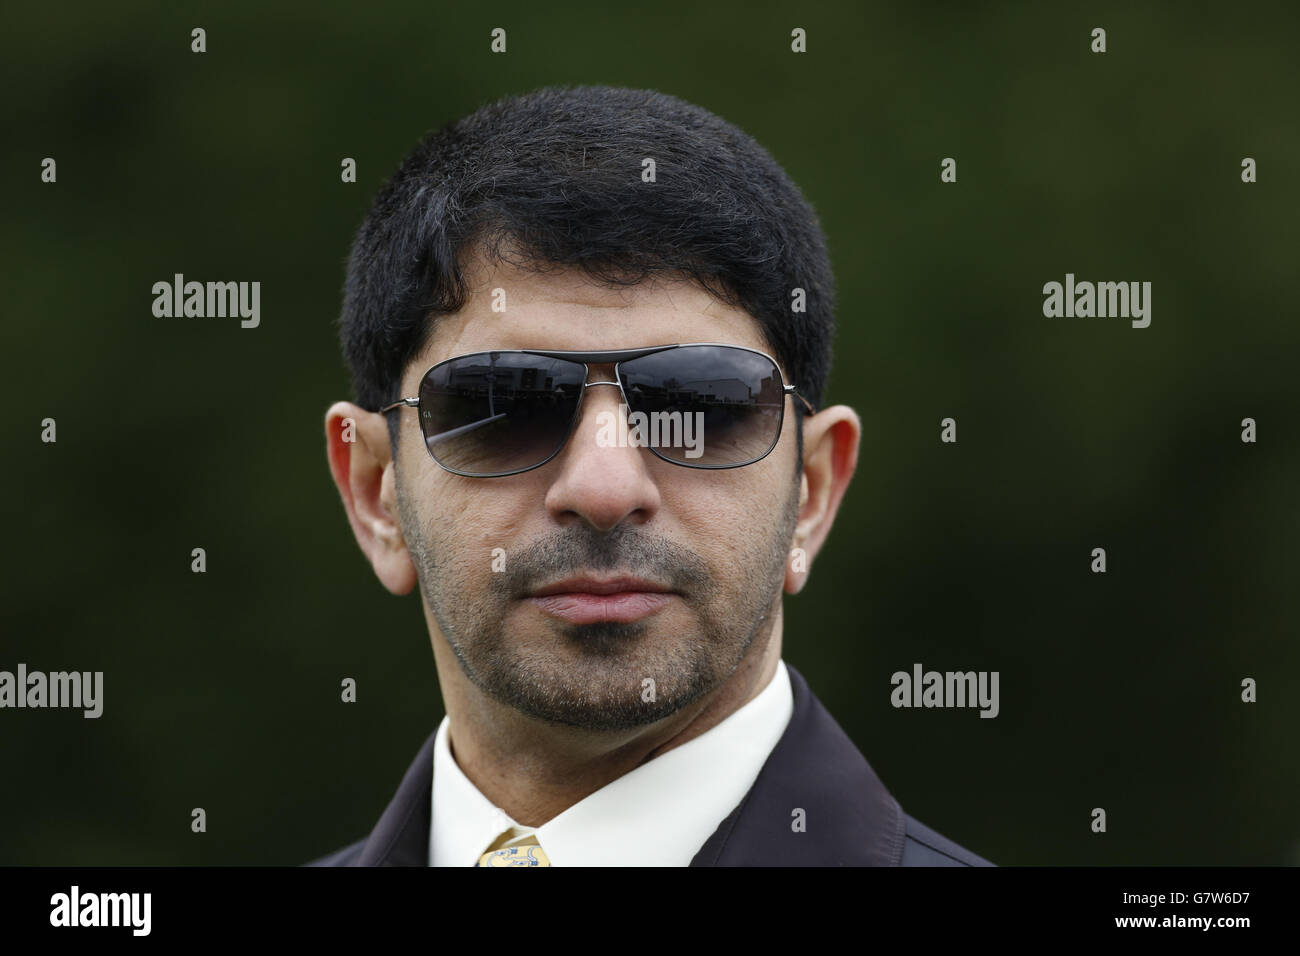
530, 576, 673, 597
526, 576, 676, 624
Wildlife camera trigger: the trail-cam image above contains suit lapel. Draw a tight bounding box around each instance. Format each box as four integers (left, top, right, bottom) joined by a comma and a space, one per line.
351, 730, 436, 866
690, 664, 906, 866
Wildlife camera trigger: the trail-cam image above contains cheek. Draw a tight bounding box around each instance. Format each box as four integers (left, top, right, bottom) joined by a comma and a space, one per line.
662, 465, 790, 566
416, 473, 539, 570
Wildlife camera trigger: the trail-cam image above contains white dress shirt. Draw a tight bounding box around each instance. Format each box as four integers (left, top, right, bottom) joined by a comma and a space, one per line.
429, 658, 793, 866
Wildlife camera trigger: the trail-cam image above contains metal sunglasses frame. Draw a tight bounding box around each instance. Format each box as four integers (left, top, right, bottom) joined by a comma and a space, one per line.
378, 342, 817, 478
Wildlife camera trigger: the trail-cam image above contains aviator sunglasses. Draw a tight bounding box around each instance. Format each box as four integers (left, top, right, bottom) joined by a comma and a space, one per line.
379, 343, 816, 478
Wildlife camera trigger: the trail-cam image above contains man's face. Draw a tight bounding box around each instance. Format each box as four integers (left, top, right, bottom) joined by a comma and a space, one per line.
392, 255, 802, 731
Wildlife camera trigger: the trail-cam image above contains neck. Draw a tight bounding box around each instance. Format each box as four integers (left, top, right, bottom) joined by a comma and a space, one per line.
429, 607, 783, 828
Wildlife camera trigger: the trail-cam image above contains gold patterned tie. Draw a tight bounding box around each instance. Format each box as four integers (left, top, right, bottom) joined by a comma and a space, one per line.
476, 830, 552, 867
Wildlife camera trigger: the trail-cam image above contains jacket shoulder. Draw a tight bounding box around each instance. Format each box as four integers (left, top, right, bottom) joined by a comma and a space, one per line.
900, 814, 995, 866
302, 838, 366, 867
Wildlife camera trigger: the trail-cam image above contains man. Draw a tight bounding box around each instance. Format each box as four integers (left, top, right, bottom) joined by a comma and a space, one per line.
310, 85, 992, 867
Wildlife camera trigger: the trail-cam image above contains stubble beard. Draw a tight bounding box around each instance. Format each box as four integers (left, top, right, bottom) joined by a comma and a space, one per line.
398, 474, 800, 731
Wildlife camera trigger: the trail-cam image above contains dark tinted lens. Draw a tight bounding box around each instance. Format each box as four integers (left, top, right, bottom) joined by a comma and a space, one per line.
617, 345, 786, 466
418, 353, 587, 475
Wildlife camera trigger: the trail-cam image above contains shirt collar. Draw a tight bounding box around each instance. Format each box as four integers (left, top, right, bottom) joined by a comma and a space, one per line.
430, 659, 793, 866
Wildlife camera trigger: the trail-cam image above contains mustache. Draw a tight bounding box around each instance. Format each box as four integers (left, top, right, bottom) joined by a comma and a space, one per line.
491, 525, 712, 600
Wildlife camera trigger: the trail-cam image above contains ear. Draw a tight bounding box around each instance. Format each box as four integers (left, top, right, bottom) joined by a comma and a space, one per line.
785, 405, 861, 594
324, 401, 418, 595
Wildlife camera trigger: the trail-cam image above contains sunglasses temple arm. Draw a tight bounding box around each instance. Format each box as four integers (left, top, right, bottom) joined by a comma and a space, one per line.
378, 397, 419, 414
785, 386, 816, 416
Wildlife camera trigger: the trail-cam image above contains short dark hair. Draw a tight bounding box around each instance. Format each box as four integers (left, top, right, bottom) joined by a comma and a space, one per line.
337, 84, 836, 460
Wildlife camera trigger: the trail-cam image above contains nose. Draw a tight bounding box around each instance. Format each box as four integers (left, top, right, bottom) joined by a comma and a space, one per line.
542, 367, 662, 532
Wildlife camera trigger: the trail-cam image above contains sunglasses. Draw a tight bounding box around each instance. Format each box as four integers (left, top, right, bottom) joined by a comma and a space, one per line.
378, 343, 816, 478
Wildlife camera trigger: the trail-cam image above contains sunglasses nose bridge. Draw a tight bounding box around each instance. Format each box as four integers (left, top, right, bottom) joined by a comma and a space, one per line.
579, 359, 631, 407
574, 377, 631, 431
555, 374, 649, 473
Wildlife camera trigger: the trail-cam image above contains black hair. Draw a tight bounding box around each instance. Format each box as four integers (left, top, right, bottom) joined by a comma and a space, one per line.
337, 84, 836, 466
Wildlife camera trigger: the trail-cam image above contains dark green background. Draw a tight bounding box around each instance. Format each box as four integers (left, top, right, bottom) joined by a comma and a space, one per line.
3, 1, 1296, 865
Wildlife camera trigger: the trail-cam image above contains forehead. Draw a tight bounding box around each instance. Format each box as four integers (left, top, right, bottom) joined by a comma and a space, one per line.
415, 251, 772, 369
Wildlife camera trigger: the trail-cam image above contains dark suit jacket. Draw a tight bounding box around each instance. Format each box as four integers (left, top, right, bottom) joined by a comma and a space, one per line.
306, 663, 994, 866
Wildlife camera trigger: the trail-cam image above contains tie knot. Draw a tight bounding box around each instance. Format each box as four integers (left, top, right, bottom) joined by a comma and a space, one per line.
476, 832, 551, 867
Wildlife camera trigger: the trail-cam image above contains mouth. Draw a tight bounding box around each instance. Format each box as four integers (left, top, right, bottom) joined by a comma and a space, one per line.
526, 575, 677, 625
